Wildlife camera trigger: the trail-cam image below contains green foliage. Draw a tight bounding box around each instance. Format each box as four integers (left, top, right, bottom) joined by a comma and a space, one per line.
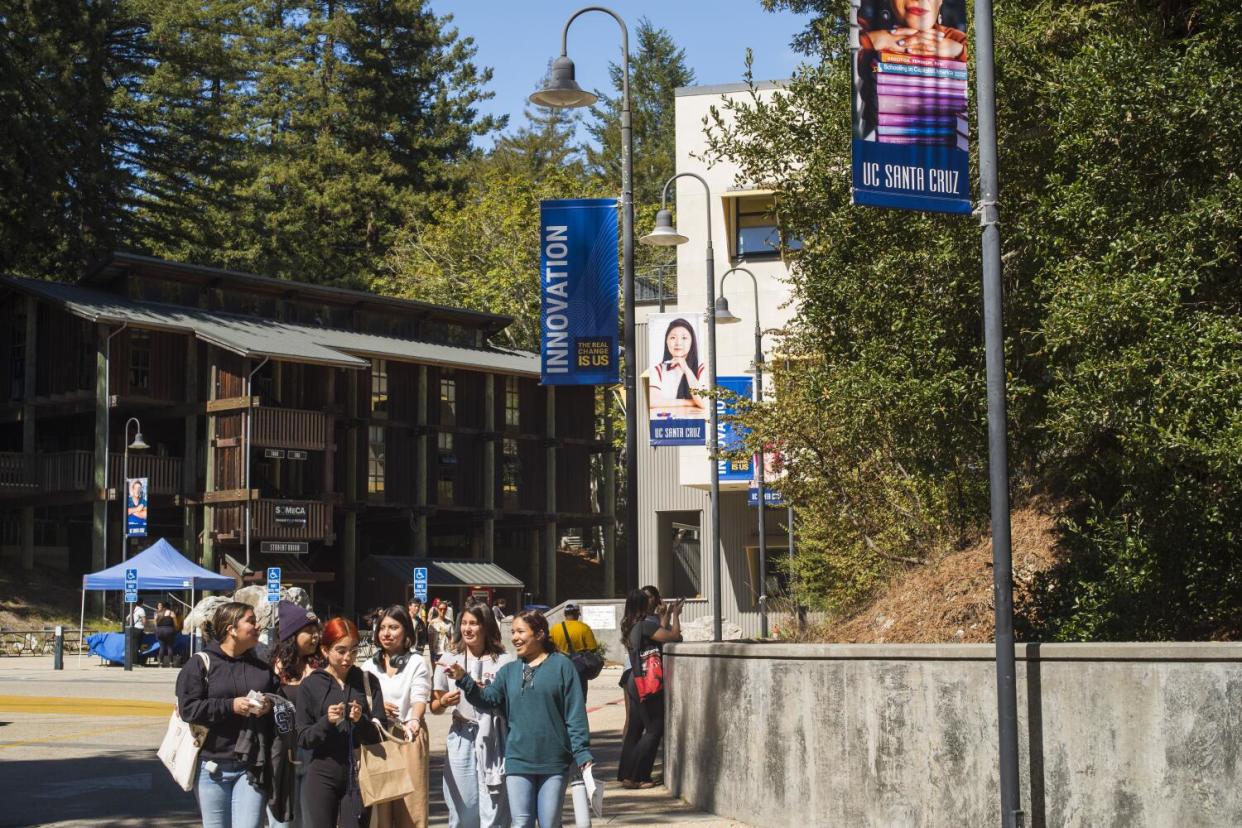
1, 0, 498, 286
715, 0, 1242, 639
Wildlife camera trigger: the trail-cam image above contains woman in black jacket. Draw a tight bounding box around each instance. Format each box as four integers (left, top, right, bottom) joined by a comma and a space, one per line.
296, 617, 390, 828
175, 601, 279, 828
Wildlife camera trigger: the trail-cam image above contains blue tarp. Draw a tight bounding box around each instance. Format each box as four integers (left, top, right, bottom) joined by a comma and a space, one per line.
86, 631, 189, 664
82, 537, 236, 591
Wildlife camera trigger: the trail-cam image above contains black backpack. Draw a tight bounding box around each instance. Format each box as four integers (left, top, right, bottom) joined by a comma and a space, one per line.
561, 621, 604, 681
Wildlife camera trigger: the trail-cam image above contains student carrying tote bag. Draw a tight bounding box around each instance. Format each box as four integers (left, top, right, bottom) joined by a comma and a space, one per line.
158, 651, 211, 791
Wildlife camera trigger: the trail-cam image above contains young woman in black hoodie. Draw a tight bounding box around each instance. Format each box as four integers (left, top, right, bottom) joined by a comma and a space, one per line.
296, 617, 390, 828
175, 601, 280, 828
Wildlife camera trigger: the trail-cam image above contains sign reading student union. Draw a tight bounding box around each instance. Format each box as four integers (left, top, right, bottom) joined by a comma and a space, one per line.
539, 198, 620, 386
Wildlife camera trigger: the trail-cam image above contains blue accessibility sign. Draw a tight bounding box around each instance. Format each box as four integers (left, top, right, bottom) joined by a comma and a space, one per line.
266, 567, 282, 603
412, 566, 428, 602
124, 568, 138, 603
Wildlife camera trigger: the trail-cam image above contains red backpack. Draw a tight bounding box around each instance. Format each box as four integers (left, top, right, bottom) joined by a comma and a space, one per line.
629, 626, 664, 701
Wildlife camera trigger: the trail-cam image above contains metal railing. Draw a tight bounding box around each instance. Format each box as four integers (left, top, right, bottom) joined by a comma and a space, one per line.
0, 628, 99, 657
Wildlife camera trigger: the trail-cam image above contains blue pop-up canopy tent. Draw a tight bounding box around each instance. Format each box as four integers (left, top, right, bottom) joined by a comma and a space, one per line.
79, 538, 236, 664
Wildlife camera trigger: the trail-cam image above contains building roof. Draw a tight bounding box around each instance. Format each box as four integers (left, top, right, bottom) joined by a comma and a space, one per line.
365, 556, 525, 589
0, 275, 541, 376
85, 251, 514, 337
675, 79, 789, 97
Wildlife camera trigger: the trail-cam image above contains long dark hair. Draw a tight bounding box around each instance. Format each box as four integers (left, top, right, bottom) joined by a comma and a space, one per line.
270, 622, 325, 683
371, 605, 417, 670
513, 610, 557, 653
661, 318, 701, 400
450, 600, 506, 658
620, 589, 655, 643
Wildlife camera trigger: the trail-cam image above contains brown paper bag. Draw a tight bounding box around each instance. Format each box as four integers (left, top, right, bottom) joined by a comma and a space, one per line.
370, 725, 430, 828
357, 720, 417, 807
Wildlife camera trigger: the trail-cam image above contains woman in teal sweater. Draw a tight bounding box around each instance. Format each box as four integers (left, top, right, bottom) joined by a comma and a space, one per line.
445, 610, 593, 827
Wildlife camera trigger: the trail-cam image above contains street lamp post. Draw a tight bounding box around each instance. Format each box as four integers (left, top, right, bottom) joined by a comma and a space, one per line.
121, 417, 147, 673
532, 6, 638, 594
122, 417, 149, 564
714, 266, 769, 638
641, 173, 722, 642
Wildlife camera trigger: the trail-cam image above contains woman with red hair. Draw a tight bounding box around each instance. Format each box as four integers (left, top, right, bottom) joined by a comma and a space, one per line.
296, 618, 391, 828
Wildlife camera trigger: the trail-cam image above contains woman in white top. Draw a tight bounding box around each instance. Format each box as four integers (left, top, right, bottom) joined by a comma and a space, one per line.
432, 601, 514, 828
648, 317, 708, 418
361, 605, 431, 827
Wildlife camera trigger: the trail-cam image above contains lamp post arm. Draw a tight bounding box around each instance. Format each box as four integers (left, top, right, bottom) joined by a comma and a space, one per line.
560, 6, 629, 103
659, 172, 714, 247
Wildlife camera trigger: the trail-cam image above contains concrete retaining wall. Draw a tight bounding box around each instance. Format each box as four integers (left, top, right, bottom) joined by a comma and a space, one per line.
664, 642, 1242, 827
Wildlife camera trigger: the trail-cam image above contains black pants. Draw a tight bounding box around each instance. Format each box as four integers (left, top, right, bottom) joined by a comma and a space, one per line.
155, 627, 177, 665
300, 757, 367, 828
617, 678, 664, 783
126, 627, 144, 665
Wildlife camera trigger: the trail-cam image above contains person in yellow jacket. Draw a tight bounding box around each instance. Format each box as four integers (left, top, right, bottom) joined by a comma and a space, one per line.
548, 603, 600, 701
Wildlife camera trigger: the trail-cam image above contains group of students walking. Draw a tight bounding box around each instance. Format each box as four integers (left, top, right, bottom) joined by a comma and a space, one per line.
174, 596, 601, 828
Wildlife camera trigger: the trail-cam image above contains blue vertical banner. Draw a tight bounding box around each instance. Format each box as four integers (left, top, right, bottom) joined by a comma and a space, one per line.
850, 0, 971, 214
717, 376, 754, 482
540, 198, 620, 385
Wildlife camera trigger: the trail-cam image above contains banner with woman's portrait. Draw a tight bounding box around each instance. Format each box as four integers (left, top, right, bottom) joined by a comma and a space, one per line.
851, 0, 972, 214
646, 313, 708, 446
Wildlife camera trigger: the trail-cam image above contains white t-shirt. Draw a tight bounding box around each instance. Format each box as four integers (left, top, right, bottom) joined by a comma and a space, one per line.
129, 606, 147, 629
433, 649, 514, 722
361, 651, 432, 725
648, 361, 707, 409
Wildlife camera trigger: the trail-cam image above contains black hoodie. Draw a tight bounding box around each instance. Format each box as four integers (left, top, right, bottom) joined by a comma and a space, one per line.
175, 640, 280, 761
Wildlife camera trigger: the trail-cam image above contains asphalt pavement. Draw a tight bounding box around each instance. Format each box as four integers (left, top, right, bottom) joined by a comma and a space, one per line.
0, 654, 750, 827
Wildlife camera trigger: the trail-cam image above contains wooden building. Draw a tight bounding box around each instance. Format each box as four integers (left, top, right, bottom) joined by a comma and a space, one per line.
0, 253, 614, 615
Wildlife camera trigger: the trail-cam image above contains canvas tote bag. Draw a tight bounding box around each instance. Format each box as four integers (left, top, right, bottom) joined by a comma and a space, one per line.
158, 651, 211, 791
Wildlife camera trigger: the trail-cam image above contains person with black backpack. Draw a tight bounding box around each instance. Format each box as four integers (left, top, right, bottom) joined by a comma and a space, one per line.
617, 589, 681, 789
549, 603, 603, 701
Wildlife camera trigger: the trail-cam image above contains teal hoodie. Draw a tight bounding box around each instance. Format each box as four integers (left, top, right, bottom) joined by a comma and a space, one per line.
457, 650, 592, 774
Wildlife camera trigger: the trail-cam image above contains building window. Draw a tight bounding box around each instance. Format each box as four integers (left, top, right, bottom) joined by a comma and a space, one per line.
129, 329, 152, 392
9, 309, 25, 400
437, 430, 455, 505
732, 194, 803, 260
368, 425, 385, 494
502, 438, 520, 505
370, 358, 388, 415
504, 376, 520, 431
439, 372, 456, 426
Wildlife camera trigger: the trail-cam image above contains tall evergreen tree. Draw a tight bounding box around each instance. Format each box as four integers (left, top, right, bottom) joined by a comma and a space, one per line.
585, 18, 695, 206
491, 86, 585, 180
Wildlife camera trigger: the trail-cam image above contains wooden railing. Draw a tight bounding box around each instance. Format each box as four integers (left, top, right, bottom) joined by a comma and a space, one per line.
212, 499, 333, 542
0, 451, 183, 496
108, 453, 184, 496
251, 408, 332, 451
0, 453, 37, 489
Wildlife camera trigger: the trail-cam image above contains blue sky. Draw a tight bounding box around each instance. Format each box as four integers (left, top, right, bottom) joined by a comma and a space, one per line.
430, 1, 811, 148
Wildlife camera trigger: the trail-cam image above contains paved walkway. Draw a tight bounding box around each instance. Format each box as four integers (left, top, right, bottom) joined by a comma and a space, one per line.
0, 655, 750, 827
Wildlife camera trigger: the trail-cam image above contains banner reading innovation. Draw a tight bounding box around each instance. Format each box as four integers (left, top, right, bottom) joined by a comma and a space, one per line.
850, 0, 971, 214
717, 376, 754, 482
539, 198, 620, 385
647, 312, 708, 446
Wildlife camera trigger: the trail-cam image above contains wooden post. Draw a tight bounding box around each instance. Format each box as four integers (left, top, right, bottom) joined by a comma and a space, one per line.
414, 365, 428, 556
90, 323, 109, 615
482, 373, 496, 562
603, 387, 617, 598
182, 339, 199, 561
343, 370, 359, 618
202, 350, 218, 575
545, 385, 557, 605
20, 295, 36, 571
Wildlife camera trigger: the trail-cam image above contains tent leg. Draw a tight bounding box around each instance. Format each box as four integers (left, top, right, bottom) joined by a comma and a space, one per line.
78, 590, 85, 669
190, 588, 195, 656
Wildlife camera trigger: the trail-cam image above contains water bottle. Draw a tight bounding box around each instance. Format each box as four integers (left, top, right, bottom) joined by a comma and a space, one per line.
570, 777, 592, 827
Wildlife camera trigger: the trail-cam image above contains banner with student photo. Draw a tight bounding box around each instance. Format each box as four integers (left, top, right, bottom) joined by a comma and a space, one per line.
125, 477, 149, 537
647, 312, 708, 446
539, 198, 620, 385
717, 376, 754, 482
748, 449, 787, 507
850, 0, 971, 214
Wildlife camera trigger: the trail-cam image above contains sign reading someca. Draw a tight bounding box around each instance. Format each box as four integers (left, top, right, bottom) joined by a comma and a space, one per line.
274, 503, 308, 528
539, 198, 619, 386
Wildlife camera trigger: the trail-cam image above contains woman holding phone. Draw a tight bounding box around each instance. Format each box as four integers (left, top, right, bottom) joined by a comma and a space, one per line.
443, 610, 591, 828
617, 589, 682, 789
296, 617, 390, 828
431, 600, 513, 827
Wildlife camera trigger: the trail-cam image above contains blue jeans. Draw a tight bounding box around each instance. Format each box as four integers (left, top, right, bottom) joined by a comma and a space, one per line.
444, 720, 509, 827
196, 758, 267, 828
506, 771, 568, 828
